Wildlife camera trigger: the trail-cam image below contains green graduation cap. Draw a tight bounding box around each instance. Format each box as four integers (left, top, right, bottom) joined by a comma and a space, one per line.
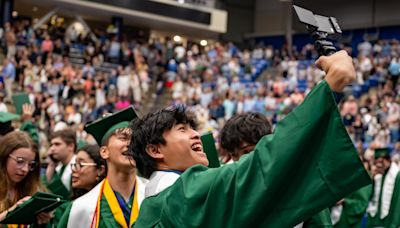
1, 192, 66, 224
12, 93, 30, 115
200, 132, 221, 168
76, 139, 89, 152
0, 112, 20, 123
374, 148, 390, 159
84, 106, 138, 146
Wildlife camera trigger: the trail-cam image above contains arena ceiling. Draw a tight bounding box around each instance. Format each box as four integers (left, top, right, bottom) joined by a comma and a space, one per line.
15, 0, 229, 39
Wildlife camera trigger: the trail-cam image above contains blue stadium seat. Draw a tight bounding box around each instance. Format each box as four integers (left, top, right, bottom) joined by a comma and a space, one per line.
352, 85, 362, 98
368, 75, 379, 87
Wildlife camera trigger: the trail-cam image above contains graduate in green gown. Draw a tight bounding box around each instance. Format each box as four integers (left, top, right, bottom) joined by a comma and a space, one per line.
366, 148, 400, 228
219, 112, 333, 227
58, 106, 147, 228
49, 144, 106, 227
43, 129, 77, 200
129, 51, 371, 227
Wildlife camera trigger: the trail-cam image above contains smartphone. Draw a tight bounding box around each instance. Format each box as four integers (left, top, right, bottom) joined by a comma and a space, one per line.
49, 155, 59, 163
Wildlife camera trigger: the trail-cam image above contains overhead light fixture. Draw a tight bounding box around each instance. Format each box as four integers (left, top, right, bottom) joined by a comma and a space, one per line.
33, 7, 38, 12
200, 40, 208, 46
12, 11, 18, 17
173, 35, 181, 42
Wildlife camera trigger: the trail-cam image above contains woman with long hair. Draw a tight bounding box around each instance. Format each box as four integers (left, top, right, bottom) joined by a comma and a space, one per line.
0, 131, 52, 225
51, 144, 106, 227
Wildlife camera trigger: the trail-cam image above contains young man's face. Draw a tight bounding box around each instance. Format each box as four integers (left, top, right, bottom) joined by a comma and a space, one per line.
158, 123, 209, 171
48, 137, 73, 162
374, 157, 391, 174
104, 129, 135, 169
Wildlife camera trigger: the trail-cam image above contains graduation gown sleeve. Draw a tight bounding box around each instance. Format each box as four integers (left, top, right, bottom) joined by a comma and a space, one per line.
303, 208, 333, 227
134, 80, 371, 228
56, 202, 73, 228
335, 184, 372, 228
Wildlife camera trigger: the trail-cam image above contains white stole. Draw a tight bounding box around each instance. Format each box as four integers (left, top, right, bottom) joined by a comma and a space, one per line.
56, 155, 76, 191
367, 163, 399, 219
145, 171, 180, 198
330, 204, 343, 225
67, 177, 147, 228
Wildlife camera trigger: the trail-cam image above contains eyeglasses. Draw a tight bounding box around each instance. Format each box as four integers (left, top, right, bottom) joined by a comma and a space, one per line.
70, 162, 97, 171
8, 154, 38, 171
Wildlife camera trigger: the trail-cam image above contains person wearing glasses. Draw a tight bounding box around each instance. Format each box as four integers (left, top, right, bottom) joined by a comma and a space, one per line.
70, 144, 106, 199
50, 144, 107, 227
58, 106, 147, 228
0, 131, 52, 225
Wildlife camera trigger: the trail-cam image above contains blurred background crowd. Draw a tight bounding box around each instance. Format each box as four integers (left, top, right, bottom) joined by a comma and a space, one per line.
0, 17, 398, 166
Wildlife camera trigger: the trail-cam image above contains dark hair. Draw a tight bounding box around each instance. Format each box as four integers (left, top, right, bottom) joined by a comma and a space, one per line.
73, 144, 106, 199
129, 106, 197, 178
219, 112, 272, 154
79, 144, 106, 175
50, 129, 77, 151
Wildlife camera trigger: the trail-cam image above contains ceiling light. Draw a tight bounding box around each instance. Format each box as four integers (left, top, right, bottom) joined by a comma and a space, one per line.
173, 35, 181, 42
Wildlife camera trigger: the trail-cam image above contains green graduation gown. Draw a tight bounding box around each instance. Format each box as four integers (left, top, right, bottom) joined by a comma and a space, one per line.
303, 208, 333, 227
334, 184, 372, 228
367, 168, 400, 228
20, 120, 39, 145
58, 177, 147, 228
133, 81, 371, 227
42, 173, 71, 200
42, 157, 76, 201
58, 195, 121, 228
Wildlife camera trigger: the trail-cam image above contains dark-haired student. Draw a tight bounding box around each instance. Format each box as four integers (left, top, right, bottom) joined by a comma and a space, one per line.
130, 51, 371, 227
219, 112, 333, 227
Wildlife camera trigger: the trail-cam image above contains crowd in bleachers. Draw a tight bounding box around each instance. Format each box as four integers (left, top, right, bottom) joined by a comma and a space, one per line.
0, 18, 398, 163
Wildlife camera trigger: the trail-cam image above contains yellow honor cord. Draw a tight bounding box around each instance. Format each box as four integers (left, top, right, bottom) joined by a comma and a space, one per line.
94, 178, 139, 228
129, 180, 139, 227
7, 225, 18, 228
